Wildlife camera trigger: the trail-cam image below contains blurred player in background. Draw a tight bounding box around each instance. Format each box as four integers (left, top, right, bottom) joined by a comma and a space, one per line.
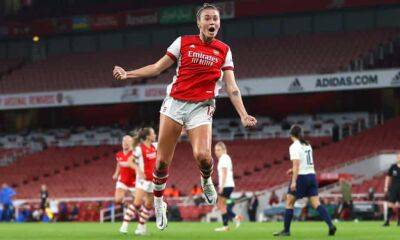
214, 141, 242, 232
113, 3, 257, 230
113, 135, 140, 204
113, 135, 143, 234
274, 125, 336, 237
120, 127, 157, 235
383, 152, 400, 227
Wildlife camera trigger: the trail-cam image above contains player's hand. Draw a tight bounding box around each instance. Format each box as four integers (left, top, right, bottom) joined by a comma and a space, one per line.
218, 188, 223, 195
241, 115, 257, 128
113, 66, 127, 80
290, 182, 296, 192
286, 169, 293, 175
112, 174, 118, 181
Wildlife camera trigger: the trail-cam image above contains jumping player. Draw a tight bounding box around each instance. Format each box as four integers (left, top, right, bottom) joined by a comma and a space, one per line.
214, 141, 242, 232
383, 152, 400, 227
121, 127, 157, 235
113, 3, 257, 230
274, 125, 337, 237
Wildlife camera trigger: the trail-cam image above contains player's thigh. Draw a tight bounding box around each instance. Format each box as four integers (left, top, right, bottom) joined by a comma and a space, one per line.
309, 196, 321, 209
157, 114, 183, 165
187, 124, 212, 162
115, 188, 126, 203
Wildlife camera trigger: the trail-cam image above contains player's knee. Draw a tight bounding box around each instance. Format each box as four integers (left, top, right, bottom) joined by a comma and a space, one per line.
310, 198, 320, 209
195, 153, 212, 169
144, 201, 153, 209
285, 195, 295, 208
285, 201, 294, 209
115, 196, 124, 204
193, 149, 212, 162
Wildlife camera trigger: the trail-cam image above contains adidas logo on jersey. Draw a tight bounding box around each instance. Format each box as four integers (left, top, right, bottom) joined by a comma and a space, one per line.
288, 78, 304, 92
391, 71, 400, 86
189, 44, 195, 48
213, 49, 220, 55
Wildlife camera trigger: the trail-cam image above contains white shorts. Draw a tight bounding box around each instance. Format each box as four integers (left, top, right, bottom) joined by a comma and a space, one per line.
160, 96, 215, 130
136, 179, 154, 193
116, 181, 136, 193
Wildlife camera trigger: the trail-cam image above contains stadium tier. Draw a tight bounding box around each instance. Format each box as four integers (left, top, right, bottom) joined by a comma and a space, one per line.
0, 28, 398, 94
352, 173, 386, 194
0, 59, 24, 76
0, 112, 381, 198
0, 112, 369, 148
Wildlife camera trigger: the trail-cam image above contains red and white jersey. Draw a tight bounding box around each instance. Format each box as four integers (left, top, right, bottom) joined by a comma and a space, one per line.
115, 150, 136, 187
135, 143, 157, 181
165, 35, 234, 102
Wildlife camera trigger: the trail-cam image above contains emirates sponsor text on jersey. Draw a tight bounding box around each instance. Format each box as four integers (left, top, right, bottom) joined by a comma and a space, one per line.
188, 51, 219, 66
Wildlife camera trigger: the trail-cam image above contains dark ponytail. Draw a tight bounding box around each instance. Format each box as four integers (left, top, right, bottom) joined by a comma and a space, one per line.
289, 124, 309, 146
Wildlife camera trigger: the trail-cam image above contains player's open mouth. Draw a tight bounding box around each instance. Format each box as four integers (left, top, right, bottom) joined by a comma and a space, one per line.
208, 27, 215, 33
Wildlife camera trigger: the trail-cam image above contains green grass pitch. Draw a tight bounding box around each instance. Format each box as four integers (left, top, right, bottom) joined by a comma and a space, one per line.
0, 221, 399, 240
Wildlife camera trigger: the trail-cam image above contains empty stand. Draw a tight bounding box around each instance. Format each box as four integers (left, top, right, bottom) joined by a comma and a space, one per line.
352, 173, 386, 194
0, 28, 398, 94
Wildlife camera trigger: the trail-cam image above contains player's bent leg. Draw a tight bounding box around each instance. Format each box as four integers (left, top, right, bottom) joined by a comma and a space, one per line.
153, 114, 182, 231
384, 202, 394, 226
120, 203, 139, 234
310, 196, 336, 235
135, 191, 153, 235
187, 124, 217, 205
215, 196, 230, 232
116, 189, 131, 234
274, 194, 296, 237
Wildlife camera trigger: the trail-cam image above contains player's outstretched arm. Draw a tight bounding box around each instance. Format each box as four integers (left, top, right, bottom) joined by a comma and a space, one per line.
113, 55, 175, 80
223, 70, 257, 128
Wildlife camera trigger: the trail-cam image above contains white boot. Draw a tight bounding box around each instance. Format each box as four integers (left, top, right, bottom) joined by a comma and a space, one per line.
119, 221, 129, 234
154, 197, 168, 230
214, 226, 229, 232
201, 177, 217, 205
135, 223, 147, 235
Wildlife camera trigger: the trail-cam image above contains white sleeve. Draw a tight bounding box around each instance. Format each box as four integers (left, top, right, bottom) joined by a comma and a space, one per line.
166, 37, 181, 61
289, 144, 300, 161
222, 48, 234, 70
152, 142, 158, 149
134, 146, 142, 161
219, 155, 230, 168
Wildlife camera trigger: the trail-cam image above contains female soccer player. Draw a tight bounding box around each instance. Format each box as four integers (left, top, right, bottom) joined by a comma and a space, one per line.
113, 3, 257, 230
274, 125, 336, 237
113, 135, 141, 204
122, 127, 157, 235
214, 141, 242, 232
383, 152, 400, 227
